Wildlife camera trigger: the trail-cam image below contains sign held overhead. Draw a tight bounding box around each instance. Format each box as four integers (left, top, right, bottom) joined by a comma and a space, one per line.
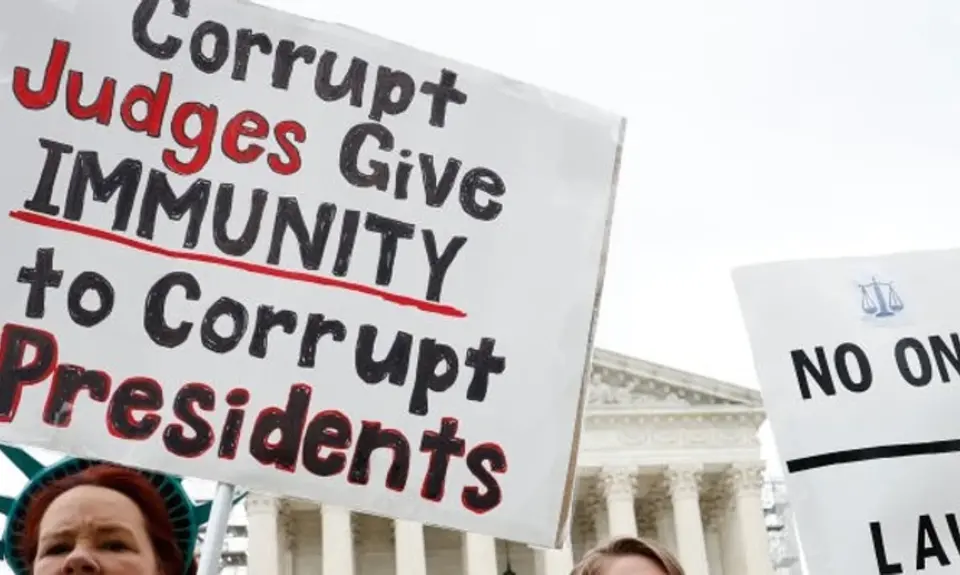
0, 0, 624, 547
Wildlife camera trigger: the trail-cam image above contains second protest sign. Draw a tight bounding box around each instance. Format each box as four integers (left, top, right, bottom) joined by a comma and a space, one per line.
735, 250, 960, 573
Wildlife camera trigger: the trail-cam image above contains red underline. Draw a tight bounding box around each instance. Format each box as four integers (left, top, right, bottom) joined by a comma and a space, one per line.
9, 210, 467, 319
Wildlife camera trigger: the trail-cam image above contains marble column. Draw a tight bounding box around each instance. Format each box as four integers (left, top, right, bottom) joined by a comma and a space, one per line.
728, 463, 774, 575
538, 523, 575, 575
322, 505, 355, 575
705, 528, 725, 575
463, 533, 498, 575
394, 520, 428, 575
720, 496, 744, 575
245, 494, 282, 575
666, 467, 710, 575
601, 468, 638, 537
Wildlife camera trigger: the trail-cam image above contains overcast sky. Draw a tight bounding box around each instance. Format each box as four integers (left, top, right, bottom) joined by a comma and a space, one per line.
250, 0, 960, 388
2, 0, 959, 570
243, 0, 960, 474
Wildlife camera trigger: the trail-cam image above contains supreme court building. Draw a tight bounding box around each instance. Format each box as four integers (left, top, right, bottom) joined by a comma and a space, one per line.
240, 349, 780, 575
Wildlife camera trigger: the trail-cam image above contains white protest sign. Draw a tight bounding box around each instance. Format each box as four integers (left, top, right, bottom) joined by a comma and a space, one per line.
0, 0, 623, 546
734, 250, 960, 573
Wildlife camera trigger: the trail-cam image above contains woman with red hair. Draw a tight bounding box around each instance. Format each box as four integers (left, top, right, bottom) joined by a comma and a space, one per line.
2, 457, 199, 575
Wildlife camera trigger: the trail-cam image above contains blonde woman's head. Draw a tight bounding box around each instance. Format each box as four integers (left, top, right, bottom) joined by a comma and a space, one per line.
571, 536, 684, 575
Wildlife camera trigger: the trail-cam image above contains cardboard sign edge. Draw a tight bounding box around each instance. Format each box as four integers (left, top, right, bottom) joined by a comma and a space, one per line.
552, 116, 628, 549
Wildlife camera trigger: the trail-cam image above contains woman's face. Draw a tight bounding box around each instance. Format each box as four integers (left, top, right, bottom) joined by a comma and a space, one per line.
32, 485, 160, 575
602, 555, 669, 575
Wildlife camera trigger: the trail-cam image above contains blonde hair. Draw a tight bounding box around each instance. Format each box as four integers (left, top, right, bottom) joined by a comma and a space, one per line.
571, 536, 685, 575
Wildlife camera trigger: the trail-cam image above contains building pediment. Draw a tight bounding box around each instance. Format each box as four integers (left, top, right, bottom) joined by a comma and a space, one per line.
587, 349, 763, 410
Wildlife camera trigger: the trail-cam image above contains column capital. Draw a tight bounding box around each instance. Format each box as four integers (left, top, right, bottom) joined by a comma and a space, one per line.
699, 494, 725, 531
644, 479, 672, 513
725, 462, 766, 497
581, 492, 602, 522
665, 466, 703, 500
321, 505, 359, 534
600, 467, 637, 500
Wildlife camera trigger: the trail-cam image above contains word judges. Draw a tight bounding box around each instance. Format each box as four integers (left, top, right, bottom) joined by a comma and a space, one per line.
14, 0, 477, 180
0, 323, 508, 514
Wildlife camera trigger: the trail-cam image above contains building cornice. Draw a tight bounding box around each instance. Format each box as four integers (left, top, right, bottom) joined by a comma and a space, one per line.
592, 348, 763, 407
585, 406, 766, 429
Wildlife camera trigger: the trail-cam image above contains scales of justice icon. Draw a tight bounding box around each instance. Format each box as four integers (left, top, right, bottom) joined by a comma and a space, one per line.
859, 277, 904, 317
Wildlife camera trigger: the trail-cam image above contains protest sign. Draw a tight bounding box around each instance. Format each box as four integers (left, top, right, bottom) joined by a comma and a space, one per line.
734, 249, 960, 573
0, 0, 623, 547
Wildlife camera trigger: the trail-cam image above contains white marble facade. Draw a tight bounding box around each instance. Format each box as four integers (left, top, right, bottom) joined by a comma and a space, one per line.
244, 349, 773, 575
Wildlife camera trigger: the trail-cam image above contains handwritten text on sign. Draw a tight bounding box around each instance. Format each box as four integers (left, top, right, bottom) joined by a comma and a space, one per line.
0, 0, 623, 546
734, 252, 960, 573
